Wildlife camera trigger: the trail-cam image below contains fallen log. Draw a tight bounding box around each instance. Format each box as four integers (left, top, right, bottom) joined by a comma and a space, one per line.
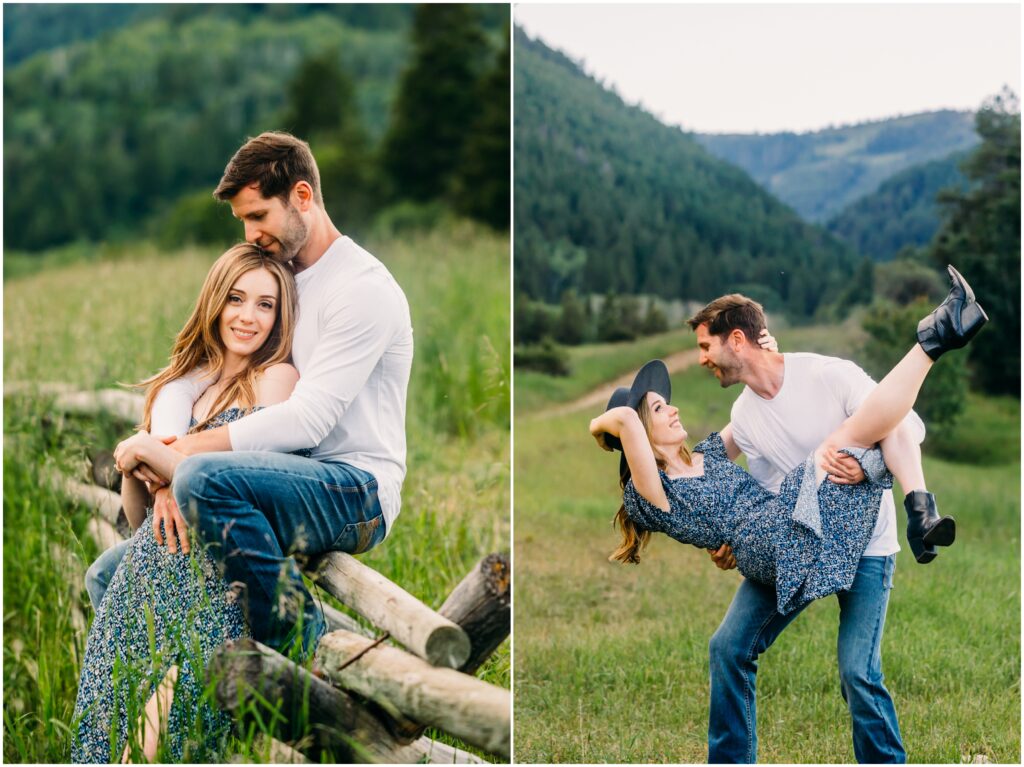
409, 736, 484, 764
4, 383, 143, 423
320, 602, 374, 639
312, 552, 470, 669
52, 388, 144, 424
89, 450, 122, 491
85, 517, 124, 551
439, 553, 510, 675
209, 638, 447, 763
49, 472, 122, 526
316, 630, 510, 759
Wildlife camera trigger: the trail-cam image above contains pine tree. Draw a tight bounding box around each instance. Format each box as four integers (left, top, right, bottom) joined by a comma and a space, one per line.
451, 25, 510, 229
556, 289, 587, 345
930, 89, 1021, 395
282, 49, 376, 229
381, 5, 489, 202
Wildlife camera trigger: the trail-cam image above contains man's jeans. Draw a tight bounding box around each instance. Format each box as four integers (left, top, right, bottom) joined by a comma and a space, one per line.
708, 555, 904, 764
173, 451, 386, 654
84, 452, 386, 656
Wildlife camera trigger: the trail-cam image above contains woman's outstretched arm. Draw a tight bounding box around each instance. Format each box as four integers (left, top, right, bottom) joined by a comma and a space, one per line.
590, 407, 669, 511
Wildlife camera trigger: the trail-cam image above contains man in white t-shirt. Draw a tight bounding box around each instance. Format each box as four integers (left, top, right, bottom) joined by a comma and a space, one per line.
688, 294, 939, 764
105, 132, 413, 655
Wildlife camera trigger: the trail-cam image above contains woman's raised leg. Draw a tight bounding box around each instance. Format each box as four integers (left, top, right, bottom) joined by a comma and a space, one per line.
828, 345, 935, 449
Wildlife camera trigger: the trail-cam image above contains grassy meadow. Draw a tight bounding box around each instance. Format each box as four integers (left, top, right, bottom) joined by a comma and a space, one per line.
2, 222, 510, 762
513, 327, 1020, 763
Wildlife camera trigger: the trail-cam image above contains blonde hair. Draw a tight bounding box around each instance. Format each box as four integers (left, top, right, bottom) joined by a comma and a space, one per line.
609, 395, 692, 565
137, 243, 298, 433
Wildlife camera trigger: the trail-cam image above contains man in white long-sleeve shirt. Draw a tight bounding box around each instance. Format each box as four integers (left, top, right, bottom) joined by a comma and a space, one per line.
108, 132, 413, 654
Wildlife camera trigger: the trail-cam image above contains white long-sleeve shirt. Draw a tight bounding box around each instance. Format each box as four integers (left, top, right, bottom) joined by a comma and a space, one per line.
730, 353, 925, 557
150, 236, 413, 533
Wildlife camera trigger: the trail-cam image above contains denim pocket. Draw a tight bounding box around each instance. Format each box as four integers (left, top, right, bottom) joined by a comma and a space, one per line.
332, 514, 384, 555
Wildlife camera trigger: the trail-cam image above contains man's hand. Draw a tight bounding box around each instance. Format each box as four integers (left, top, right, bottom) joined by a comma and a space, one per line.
820, 445, 866, 485
758, 329, 779, 352
152, 486, 190, 554
708, 544, 737, 570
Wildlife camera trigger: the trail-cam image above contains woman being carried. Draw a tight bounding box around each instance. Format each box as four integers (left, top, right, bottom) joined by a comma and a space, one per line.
73, 243, 300, 763
589, 266, 986, 614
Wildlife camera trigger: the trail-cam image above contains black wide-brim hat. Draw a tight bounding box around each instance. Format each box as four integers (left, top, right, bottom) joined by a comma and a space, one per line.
602, 359, 672, 460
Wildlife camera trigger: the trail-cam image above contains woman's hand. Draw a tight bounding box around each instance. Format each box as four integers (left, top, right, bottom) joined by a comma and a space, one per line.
114, 431, 158, 474
758, 328, 779, 352
589, 407, 636, 451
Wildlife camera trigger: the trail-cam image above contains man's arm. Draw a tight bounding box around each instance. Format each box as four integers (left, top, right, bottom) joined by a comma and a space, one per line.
149, 371, 211, 437
225, 276, 408, 454
168, 364, 299, 460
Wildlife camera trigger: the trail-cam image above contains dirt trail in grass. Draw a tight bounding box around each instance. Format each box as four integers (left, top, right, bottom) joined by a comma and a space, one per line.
540, 348, 701, 418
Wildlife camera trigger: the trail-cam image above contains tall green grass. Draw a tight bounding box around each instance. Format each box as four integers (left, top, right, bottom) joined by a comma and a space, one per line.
514, 327, 1019, 763
3, 223, 510, 762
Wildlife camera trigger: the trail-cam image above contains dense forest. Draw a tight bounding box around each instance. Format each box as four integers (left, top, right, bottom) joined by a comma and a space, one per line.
4, 4, 509, 252
826, 151, 969, 261
696, 111, 978, 222
514, 28, 859, 319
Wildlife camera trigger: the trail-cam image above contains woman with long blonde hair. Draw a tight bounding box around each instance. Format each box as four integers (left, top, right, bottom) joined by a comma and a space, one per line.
73, 243, 300, 763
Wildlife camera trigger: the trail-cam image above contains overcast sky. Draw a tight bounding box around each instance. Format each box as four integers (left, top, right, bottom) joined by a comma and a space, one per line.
514, 4, 1021, 133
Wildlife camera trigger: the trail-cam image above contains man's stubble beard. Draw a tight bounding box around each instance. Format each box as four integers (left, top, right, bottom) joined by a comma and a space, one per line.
272, 204, 310, 265
713, 349, 744, 388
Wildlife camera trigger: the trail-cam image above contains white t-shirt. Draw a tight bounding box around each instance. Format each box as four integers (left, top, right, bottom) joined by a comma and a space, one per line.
730, 352, 925, 557
151, 236, 413, 534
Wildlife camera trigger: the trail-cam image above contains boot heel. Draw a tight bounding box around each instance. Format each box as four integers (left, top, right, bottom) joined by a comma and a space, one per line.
908, 536, 937, 564
922, 515, 956, 547
960, 301, 988, 343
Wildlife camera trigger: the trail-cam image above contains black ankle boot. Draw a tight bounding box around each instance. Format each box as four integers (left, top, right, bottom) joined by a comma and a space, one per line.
904, 490, 956, 564
917, 265, 988, 361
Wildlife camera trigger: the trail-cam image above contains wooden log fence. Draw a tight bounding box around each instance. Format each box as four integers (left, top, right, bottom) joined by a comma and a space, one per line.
25, 384, 511, 763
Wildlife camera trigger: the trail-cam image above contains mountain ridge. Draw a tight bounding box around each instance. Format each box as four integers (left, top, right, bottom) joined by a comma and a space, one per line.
514, 28, 859, 319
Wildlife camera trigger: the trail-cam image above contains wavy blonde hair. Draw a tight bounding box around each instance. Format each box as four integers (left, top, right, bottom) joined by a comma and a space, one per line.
137, 243, 298, 433
610, 395, 692, 565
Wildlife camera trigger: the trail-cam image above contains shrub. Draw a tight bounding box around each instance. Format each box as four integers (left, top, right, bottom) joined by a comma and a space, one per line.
514, 338, 570, 376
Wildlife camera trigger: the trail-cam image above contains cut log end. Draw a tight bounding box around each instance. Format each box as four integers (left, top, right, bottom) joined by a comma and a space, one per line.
481, 552, 510, 603
424, 624, 472, 669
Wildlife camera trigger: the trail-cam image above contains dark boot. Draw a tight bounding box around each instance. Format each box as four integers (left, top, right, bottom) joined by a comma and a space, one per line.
917, 265, 988, 361
903, 490, 956, 564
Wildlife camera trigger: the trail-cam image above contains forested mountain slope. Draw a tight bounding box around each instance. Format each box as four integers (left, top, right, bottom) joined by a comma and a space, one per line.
826, 150, 970, 260
696, 111, 978, 222
514, 29, 858, 317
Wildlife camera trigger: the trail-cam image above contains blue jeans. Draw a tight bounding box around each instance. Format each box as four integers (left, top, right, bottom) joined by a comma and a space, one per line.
170, 451, 386, 655
84, 538, 131, 611
708, 555, 904, 764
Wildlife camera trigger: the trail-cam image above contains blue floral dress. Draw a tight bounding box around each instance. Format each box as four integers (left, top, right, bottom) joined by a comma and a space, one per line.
623, 432, 893, 615
72, 408, 253, 763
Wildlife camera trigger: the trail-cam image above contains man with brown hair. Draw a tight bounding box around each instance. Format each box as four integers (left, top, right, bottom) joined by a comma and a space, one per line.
109, 132, 413, 655
688, 293, 944, 763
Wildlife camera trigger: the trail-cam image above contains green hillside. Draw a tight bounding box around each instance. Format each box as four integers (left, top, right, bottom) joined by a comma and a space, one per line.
2, 4, 509, 67
514, 29, 858, 319
696, 111, 978, 222
826, 150, 970, 260
4, 5, 510, 252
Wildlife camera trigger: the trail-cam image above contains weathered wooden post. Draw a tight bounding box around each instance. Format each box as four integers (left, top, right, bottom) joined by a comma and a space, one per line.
312, 552, 471, 669
316, 630, 510, 758
439, 552, 510, 674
